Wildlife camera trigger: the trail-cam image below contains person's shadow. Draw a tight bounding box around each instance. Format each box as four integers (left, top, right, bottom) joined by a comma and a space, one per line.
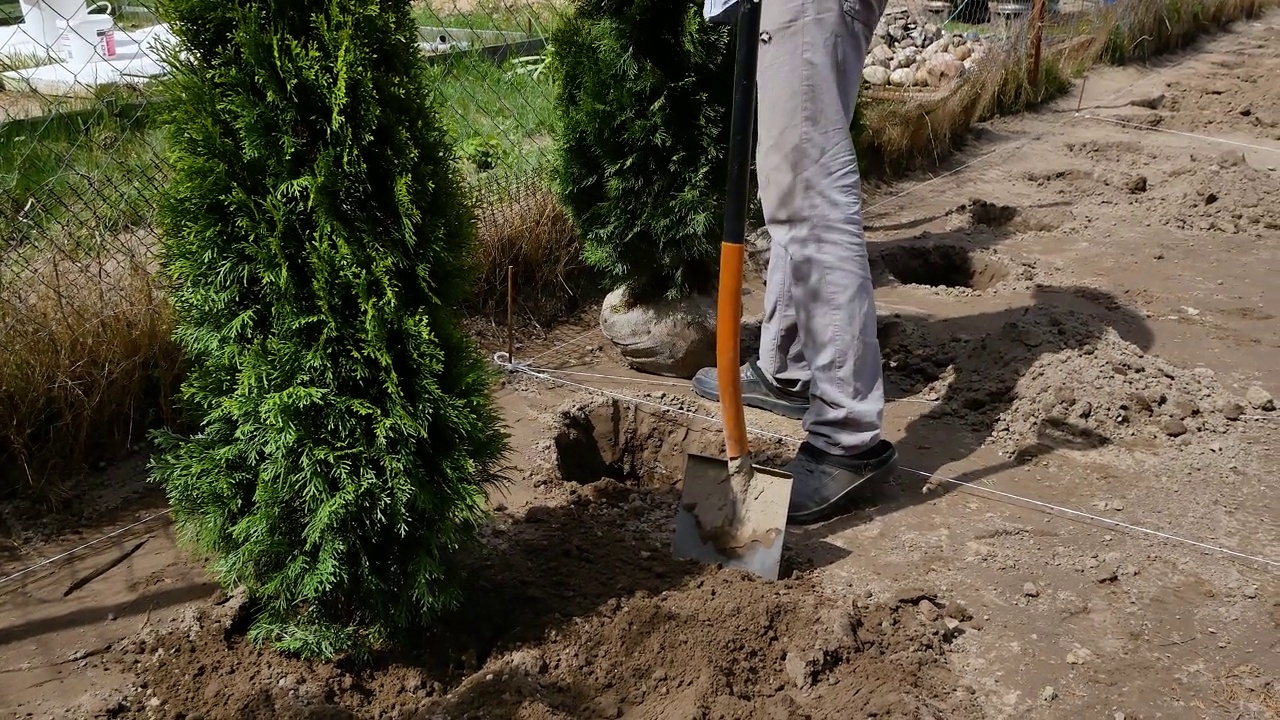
787, 283, 1155, 565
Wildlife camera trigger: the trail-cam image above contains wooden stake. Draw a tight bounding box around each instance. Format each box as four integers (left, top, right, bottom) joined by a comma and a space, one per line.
1075, 74, 1089, 113
506, 265, 514, 364
1028, 0, 1047, 95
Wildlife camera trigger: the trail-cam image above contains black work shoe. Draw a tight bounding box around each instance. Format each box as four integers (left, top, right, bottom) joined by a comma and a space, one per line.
785, 440, 897, 525
691, 360, 810, 419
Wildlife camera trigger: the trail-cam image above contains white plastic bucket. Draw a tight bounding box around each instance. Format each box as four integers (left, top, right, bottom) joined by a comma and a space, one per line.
19, 0, 91, 52
56, 2, 116, 65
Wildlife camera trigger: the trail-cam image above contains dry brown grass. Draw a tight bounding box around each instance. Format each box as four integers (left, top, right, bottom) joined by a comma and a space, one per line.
466, 179, 597, 325
1099, 0, 1268, 63
0, 234, 181, 501
854, 19, 1108, 177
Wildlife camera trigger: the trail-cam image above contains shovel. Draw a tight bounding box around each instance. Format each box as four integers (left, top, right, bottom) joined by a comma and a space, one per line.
672, 0, 793, 582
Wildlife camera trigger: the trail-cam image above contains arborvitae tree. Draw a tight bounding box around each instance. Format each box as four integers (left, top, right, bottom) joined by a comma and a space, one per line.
549, 0, 735, 303
151, 0, 508, 660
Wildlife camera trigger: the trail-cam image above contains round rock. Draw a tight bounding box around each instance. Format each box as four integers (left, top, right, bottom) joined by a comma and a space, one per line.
599, 286, 716, 379
863, 65, 891, 86
890, 67, 916, 87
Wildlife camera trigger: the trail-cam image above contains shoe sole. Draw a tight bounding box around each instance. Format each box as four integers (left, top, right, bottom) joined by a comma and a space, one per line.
786, 453, 899, 526
691, 382, 809, 420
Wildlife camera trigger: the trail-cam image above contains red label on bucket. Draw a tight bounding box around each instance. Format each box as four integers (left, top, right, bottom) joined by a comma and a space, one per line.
99, 28, 117, 58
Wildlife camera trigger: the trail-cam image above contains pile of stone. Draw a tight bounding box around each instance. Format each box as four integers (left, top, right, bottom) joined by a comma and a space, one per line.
863, 9, 989, 89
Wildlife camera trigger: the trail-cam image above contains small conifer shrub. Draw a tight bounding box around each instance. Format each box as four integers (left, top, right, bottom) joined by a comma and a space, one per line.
549, 0, 735, 303
151, 0, 508, 660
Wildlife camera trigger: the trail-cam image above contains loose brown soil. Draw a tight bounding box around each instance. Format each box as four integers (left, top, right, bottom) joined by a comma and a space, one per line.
4, 13, 1280, 720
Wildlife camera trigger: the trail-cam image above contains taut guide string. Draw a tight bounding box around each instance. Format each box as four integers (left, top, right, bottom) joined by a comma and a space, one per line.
494, 352, 1278, 570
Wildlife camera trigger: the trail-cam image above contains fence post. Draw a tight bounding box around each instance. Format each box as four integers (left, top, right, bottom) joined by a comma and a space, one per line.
1028, 0, 1047, 94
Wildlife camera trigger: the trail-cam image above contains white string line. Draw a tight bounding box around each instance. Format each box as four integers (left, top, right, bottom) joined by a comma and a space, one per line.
514, 366, 689, 387
0, 510, 170, 587
496, 355, 1280, 570
511, 360, 949, 402
1075, 112, 1280, 155
863, 138, 1032, 216
521, 327, 600, 366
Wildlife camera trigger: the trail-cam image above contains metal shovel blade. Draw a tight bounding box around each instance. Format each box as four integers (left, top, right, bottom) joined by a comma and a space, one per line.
673, 453, 793, 581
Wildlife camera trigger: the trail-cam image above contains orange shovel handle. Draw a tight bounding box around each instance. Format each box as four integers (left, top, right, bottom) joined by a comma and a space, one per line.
717, 242, 749, 460
717, 0, 761, 462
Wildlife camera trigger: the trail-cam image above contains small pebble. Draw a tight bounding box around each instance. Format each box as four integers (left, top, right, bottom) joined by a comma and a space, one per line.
1242, 585, 1258, 599
1245, 386, 1274, 411
1040, 686, 1056, 702
1066, 647, 1094, 665
1022, 582, 1040, 597
1159, 417, 1188, 437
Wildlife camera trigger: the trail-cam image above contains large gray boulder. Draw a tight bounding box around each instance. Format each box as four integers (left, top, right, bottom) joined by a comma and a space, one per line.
599, 285, 716, 379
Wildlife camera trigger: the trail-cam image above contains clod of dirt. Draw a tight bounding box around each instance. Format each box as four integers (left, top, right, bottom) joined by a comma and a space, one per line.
1123, 174, 1149, 194
968, 198, 1018, 227
1246, 386, 1275, 411
1127, 92, 1166, 110
872, 244, 1013, 292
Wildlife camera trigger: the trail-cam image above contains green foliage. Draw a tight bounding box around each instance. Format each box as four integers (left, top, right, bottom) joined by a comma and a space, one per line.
549, 0, 735, 303
460, 135, 507, 171
150, 0, 508, 660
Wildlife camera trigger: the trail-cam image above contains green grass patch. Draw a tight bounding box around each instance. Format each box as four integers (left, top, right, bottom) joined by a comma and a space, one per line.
0, 96, 165, 258
425, 51, 556, 180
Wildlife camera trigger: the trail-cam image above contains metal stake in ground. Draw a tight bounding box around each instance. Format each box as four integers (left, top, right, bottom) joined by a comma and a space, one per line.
506, 265, 515, 365
1028, 0, 1047, 93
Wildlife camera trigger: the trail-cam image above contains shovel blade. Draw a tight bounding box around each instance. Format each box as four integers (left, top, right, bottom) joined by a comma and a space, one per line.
673, 453, 793, 581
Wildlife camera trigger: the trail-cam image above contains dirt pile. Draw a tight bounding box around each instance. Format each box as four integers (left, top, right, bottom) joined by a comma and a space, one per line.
95, 476, 979, 720
880, 297, 1258, 455
994, 328, 1250, 449
1158, 149, 1280, 235
1052, 140, 1280, 235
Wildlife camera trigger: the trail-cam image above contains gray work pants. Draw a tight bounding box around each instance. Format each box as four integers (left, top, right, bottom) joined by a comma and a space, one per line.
755, 0, 887, 456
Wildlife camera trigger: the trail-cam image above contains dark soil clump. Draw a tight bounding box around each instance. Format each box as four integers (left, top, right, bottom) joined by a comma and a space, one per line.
101, 480, 980, 720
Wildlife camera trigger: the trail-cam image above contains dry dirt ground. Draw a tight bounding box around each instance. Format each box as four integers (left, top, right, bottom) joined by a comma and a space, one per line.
3, 15, 1279, 720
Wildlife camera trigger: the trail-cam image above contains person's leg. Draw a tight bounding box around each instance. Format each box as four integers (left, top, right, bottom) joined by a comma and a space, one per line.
756, 0, 895, 524
756, 238, 808, 392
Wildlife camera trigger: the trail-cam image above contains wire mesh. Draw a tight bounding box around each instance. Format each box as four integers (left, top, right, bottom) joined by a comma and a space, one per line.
0, 0, 172, 492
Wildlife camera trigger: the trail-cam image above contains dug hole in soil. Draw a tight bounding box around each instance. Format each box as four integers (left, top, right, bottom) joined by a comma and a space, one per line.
99, 397, 981, 720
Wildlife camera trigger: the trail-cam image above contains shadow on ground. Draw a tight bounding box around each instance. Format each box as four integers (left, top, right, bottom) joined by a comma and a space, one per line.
790, 282, 1154, 561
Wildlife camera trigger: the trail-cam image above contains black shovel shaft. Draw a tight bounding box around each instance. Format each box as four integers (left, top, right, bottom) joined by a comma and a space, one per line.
723, 0, 761, 248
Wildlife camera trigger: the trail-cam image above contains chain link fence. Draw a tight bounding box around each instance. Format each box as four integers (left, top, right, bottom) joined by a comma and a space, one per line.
0, 0, 1136, 491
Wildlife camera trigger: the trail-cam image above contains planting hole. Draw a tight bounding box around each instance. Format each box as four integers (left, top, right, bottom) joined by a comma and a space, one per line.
875, 244, 1011, 291
550, 397, 793, 487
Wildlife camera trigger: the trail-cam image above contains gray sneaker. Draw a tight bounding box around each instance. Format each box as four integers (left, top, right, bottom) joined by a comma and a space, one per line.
691, 360, 810, 419
786, 440, 897, 525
